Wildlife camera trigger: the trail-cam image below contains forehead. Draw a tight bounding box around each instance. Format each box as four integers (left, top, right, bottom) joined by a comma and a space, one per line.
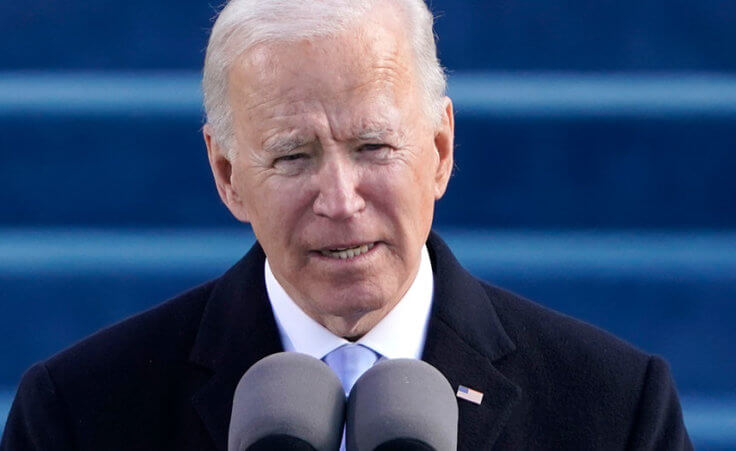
225, 11, 420, 141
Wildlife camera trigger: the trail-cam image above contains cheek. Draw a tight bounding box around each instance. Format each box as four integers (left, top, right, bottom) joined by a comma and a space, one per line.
392, 150, 438, 204
239, 177, 313, 235
362, 160, 434, 223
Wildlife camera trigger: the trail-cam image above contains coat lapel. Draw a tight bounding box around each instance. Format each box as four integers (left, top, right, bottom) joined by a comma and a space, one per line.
189, 243, 284, 451
423, 232, 522, 450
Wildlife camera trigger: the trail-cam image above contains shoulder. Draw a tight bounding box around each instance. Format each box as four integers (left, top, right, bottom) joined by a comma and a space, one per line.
481, 279, 651, 369
42, 279, 217, 388
478, 281, 691, 448
3, 280, 219, 448
478, 280, 653, 404
479, 281, 656, 429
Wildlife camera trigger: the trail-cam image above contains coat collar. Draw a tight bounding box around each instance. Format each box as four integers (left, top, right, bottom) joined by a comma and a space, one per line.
188, 231, 521, 451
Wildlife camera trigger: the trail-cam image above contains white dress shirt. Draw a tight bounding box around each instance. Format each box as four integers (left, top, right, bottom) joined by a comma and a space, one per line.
265, 245, 434, 361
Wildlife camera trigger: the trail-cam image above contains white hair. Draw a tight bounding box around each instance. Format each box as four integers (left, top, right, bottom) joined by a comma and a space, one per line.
202, 0, 447, 157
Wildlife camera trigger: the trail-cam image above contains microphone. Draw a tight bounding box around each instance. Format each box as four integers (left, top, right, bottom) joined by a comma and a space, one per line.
228, 352, 346, 451
346, 359, 458, 451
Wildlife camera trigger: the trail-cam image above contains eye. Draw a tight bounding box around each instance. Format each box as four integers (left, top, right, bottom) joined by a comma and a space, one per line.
360, 143, 390, 152
274, 153, 306, 164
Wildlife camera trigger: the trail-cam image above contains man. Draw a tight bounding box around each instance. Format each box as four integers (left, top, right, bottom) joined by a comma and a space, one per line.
2, 0, 692, 449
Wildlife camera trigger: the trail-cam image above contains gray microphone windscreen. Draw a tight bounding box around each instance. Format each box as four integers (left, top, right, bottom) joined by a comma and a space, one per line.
346, 359, 458, 451
228, 352, 346, 451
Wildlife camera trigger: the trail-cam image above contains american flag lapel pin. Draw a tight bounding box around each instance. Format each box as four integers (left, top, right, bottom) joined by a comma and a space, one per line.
456, 385, 484, 405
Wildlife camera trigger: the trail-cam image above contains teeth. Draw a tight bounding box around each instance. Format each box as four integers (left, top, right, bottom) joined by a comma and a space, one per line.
320, 243, 374, 260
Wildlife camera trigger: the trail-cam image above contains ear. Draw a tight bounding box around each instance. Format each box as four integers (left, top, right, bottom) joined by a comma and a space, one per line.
203, 124, 250, 223
432, 97, 455, 200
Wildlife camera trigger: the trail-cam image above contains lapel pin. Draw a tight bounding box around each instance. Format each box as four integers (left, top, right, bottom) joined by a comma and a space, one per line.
456, 385, 484, 405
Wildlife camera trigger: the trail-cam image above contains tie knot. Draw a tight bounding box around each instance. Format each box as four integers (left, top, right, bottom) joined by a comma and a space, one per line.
323, 344, 379, 394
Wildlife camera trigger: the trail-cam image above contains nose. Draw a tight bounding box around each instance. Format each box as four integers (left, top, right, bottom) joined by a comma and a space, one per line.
312, 155, 366, 220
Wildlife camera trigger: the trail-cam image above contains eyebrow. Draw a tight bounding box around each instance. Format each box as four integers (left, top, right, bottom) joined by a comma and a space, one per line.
261, 121, 401, 153
354, 123, 399, 141
262, 135, 313, 154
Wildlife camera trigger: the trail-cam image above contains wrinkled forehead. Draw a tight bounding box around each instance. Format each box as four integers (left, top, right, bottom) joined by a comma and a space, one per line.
226, 9, 418, 117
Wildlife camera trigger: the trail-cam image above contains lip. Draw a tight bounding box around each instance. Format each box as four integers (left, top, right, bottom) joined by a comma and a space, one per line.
316, 241, 377, 252
310, 241, 381, 262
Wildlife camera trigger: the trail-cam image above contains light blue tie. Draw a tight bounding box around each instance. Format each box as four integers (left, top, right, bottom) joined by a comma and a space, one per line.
323, 343, 379, 395
323, 344, 379, 451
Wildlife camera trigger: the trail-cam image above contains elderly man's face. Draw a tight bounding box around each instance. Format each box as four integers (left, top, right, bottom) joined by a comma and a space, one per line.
205, 8, 453, 337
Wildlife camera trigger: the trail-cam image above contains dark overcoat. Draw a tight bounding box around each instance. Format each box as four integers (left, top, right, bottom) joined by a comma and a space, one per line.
1, 232, 692, 450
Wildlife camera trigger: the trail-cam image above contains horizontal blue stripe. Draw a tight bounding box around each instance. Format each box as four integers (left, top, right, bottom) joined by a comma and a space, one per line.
439, 229, 736, 280
0, 388, 733, 444
449, 72, 736, 118
681, 395, 736, 446
2, 71, 736, 118
0, 228, 734, 280
0, 72, 203, 117
0, 389, 12, 437
0, 228, 256, 276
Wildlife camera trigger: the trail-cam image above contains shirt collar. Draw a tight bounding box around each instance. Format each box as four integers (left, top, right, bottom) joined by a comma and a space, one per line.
265, 245, 434, 361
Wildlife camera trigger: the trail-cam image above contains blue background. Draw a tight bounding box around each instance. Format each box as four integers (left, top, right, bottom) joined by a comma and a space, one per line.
1, 0, 735, 447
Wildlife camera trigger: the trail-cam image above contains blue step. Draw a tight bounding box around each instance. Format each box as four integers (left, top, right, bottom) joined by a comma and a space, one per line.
2, 72, 735, 228
433, 0, 736, 72
2, 1, 736, 71
1, 228, 734, 394
0, 1, 213, 70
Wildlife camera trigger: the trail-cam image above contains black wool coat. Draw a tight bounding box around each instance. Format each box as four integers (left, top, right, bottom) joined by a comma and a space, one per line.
1, 232, 692, 450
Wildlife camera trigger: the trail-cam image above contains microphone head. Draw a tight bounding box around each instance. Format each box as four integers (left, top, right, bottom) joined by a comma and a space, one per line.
228, 352, 346, 451
346, 359, 458, 451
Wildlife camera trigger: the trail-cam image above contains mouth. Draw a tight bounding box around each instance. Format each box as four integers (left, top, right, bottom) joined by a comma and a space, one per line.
318, 242, 376, 260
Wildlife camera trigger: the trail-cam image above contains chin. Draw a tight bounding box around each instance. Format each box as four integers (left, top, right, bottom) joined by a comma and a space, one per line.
316, 284, 390, 319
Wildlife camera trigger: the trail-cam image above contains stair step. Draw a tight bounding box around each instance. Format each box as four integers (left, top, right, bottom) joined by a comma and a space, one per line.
2, 72, 735, 228
3, 1, 736, 71
1, 228, 733, 394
